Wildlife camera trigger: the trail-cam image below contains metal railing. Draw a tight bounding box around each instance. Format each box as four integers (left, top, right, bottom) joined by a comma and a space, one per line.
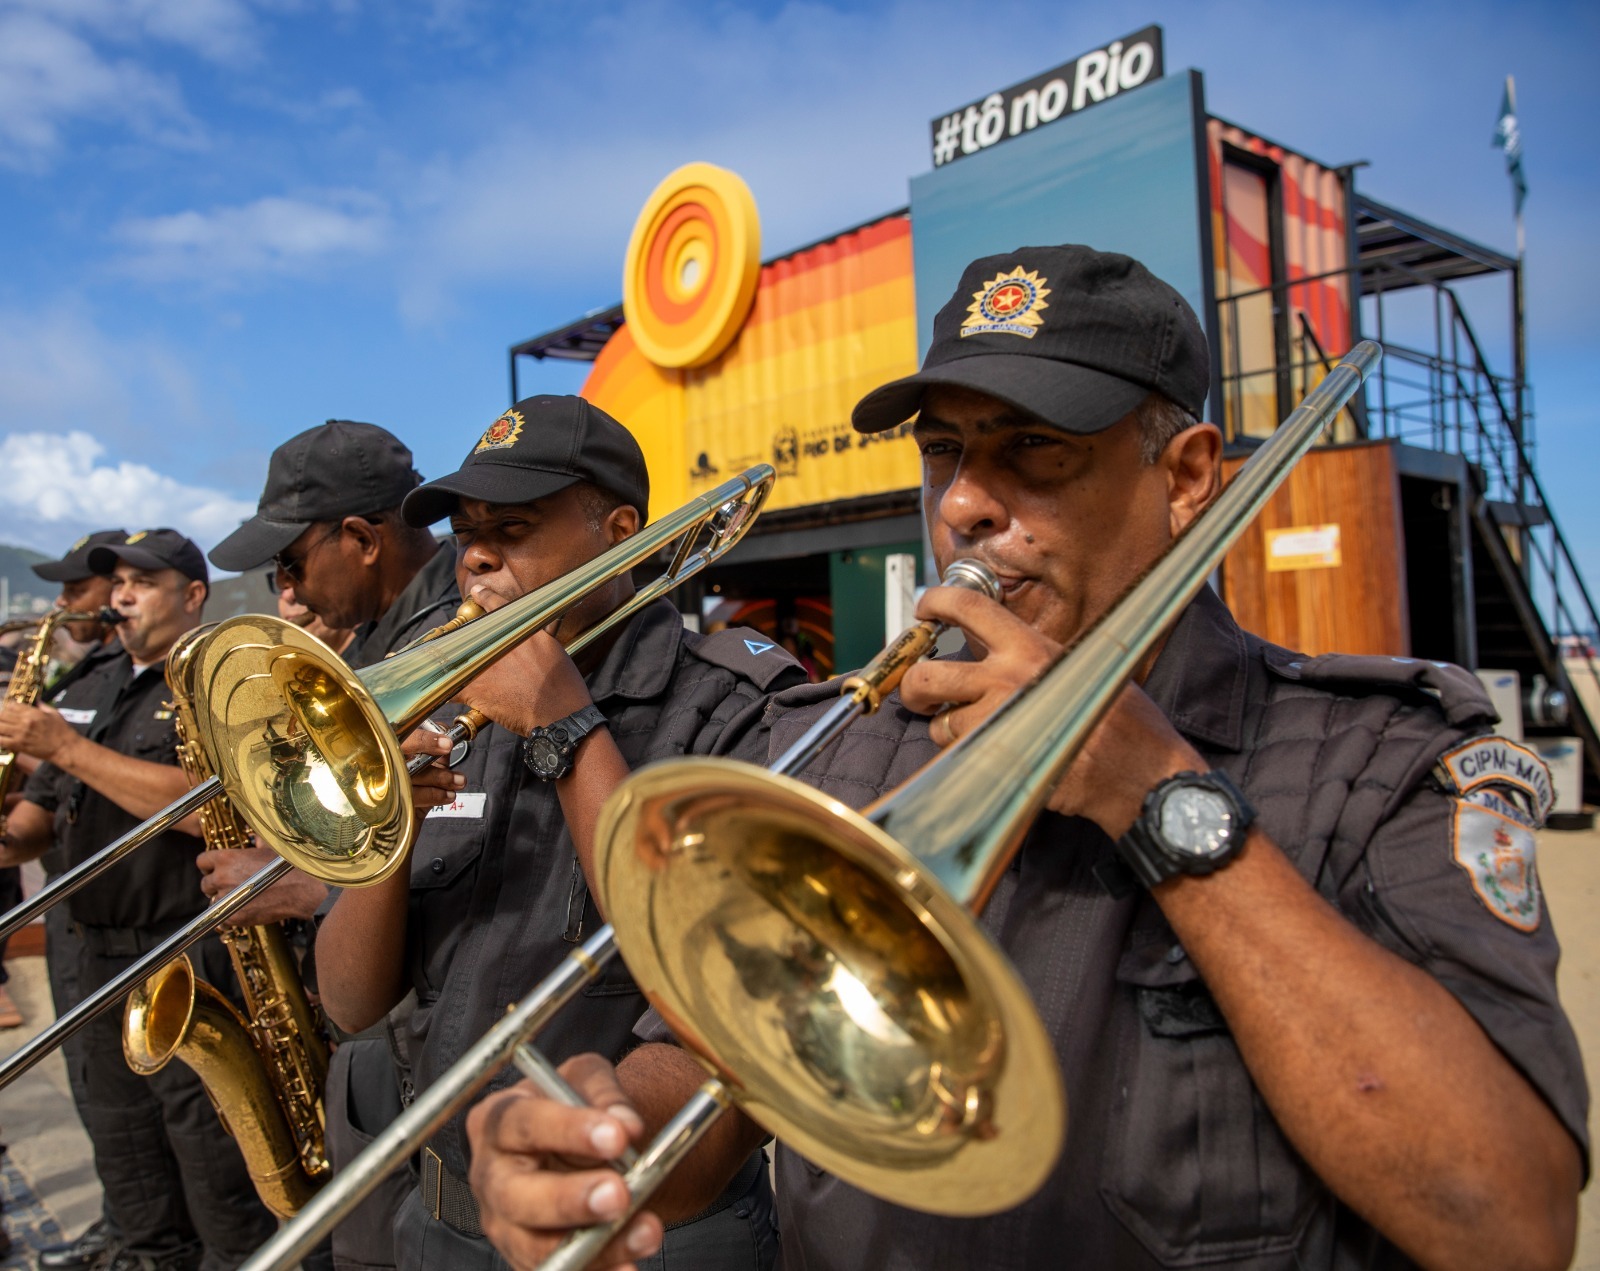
1215, 263, 1600, 740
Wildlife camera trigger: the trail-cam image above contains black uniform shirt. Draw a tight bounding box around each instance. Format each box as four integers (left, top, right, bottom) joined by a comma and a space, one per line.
756, 587, 1588, 1271
400, 599, 806, 1176
45, 636, 122, 700
22, 645, 206, 931
19, 640, 123, 878
346, 542, 460, 670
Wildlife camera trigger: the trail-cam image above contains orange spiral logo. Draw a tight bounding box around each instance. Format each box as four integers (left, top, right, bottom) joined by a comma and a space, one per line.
622, 163, 761, 370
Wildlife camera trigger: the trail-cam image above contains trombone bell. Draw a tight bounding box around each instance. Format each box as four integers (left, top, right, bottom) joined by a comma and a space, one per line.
186, 466, 777, 889
191, 617, 413, 888
596, 760, 1063, 1217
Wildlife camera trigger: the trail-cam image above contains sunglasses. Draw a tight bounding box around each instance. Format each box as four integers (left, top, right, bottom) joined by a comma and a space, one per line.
272, 524, 343, 585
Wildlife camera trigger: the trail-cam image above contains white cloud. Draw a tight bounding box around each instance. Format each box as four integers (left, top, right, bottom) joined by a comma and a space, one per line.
114, 193, 390, 282
0, 430, 254, 553
0, 302, 260, 556
0, 10, 202, 165
3, 0, 260, 63
0, 0, 265, 166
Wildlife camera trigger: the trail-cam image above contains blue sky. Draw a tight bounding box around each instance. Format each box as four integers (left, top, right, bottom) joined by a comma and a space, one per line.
0, 0, 1595, 592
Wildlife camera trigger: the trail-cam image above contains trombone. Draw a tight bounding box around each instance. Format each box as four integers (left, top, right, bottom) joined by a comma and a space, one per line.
0, 467, 776, 1090
234, 556, 1006, 1271
239, 339, 1381, 1271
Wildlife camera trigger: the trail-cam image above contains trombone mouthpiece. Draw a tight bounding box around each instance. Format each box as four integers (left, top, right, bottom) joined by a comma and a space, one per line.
941, 559, 1001, 601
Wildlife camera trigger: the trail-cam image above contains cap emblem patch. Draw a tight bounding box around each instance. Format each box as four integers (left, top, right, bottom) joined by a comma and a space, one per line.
69, 535, 89, 552
961, 267, 1050, 339
474, 410, 526, 454
126, 530, 149, 544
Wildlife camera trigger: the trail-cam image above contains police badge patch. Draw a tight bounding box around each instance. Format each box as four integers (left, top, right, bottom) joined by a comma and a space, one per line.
474, 409, 525, 454
1434, 736, 1554, 824
1452, 799, 1541, 932
961, 267, 1050, 339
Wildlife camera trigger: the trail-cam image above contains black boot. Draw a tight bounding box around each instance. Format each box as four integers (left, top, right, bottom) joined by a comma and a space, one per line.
36, 1219, 118, 1269
101, 1247, 201, 1271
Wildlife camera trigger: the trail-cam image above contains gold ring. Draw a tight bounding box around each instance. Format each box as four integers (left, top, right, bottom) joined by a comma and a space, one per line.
934, 709, 955, 746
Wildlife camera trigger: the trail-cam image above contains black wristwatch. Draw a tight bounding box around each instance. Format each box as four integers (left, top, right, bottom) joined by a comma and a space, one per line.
1116, 769, 1255, 888
521, 705, 607, 781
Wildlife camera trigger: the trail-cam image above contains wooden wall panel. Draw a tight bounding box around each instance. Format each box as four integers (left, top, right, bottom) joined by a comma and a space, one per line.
1220, 440, 1409, 656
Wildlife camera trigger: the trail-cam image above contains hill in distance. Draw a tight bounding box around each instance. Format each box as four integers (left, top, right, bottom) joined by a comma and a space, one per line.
0, 543, 54, 618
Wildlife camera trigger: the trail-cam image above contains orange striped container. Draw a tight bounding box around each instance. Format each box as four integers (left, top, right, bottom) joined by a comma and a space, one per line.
583, 213, 920, 520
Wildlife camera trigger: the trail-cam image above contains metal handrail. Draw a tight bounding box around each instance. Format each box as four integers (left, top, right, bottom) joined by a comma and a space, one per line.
1213, 256, 1600, 718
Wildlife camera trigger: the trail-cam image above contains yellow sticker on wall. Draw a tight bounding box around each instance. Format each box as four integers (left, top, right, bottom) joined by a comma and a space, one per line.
1265, 523, 1341, 572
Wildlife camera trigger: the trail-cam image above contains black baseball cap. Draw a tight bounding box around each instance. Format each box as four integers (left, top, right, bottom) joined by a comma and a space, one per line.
88, 528, 209, 585
853, 244, 1208, 435
210, 420, 422, 572
402, 396, 650, 527
32, 529, 130, 583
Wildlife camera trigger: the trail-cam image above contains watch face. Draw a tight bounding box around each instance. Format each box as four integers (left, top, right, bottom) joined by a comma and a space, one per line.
528, 736, 562, 775
1157, 786, 1235, 858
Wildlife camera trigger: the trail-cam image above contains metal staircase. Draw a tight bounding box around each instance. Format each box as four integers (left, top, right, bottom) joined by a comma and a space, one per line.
1361, 269, 1600, 798
1214, 238, 1600, 802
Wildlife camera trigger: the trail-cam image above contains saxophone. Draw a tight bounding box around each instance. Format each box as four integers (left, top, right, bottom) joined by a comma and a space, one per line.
123, 628, 332, 1217
0, 608, 114, 834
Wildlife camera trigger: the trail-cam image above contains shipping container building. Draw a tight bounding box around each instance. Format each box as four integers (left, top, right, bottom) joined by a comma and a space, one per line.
510, 40, 1600, 809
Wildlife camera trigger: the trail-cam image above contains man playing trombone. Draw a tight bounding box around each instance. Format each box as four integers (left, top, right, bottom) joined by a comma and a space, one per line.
201, 419, 460, 928
0, 529, 277, 1271
461, 248, 1587, 1270
313, 396, 807, 1271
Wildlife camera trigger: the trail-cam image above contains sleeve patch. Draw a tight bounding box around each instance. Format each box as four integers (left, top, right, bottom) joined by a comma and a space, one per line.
1435, 737, 1554, 824
1452, 800, 1542, 932
690, 627, 804, 689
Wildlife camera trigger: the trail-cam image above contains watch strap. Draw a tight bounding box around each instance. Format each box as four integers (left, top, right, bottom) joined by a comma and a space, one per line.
550, 704, 607, 748
522, 705, 607, 780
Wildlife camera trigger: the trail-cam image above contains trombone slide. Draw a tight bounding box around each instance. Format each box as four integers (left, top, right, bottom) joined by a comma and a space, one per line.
238, 927, 622, 1271
0, 777, 222, 946
0, 855, 292, 1090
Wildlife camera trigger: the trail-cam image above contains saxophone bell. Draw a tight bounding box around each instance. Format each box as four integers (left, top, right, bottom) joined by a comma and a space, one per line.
126, 955, 326, 1218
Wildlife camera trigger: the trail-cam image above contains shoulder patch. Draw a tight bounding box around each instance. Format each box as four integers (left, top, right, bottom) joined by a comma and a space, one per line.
1462, 785, 1536, 828
1452, 799, 1542, 932
1435, 736, 1554, 825
690, 627, 804, 690
1266, 651, 1494, 726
